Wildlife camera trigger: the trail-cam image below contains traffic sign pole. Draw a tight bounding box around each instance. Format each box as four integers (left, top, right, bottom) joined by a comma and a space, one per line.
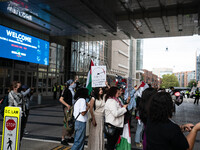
1, 107, 21, 150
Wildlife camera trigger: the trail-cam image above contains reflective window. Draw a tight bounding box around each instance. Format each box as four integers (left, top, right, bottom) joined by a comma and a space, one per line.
70, 40, 106, 84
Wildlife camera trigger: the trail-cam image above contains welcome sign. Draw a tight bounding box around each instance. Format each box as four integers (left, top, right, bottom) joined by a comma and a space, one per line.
0, 25, 49, 65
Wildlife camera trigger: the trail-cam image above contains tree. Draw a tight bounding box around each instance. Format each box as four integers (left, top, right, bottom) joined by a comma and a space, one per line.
161, 74, 179, 88
188, 79, 197, 88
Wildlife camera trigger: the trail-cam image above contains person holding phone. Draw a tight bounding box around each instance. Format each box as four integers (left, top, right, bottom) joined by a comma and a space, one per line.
104, 86, 128, 150
88, 87, 105, 150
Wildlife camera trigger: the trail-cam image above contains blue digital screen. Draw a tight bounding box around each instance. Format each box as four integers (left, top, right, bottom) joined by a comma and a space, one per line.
0, 25, 49, 65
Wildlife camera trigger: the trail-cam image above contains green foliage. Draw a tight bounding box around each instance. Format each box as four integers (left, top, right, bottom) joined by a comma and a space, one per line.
161, 74, 179, 88
188, 79, 197, 88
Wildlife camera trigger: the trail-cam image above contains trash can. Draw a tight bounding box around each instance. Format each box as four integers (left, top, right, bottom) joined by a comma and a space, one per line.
38, 93, 42, 105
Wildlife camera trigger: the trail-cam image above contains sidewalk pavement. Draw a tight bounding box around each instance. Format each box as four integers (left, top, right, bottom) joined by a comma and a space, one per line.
29, 94, 61, 109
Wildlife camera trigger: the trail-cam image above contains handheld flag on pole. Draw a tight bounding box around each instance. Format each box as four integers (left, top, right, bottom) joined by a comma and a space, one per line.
86, 60, 94, 95
135, 81, 149, 98
116, 122, 131, 150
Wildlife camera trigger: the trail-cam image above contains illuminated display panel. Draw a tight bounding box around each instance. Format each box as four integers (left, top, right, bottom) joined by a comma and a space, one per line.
0, 25, 49, 65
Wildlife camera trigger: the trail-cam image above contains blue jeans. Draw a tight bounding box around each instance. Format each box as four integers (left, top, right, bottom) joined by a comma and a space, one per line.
71, 121, 86, 150
135, 121, 144, 143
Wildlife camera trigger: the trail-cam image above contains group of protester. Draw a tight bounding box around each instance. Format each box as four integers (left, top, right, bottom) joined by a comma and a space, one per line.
59, 77, 200, 150
3, 78, 200, 150
59, 77, 133, 150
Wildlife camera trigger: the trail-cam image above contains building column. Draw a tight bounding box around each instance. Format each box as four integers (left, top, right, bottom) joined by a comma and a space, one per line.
129, 38, 137, 86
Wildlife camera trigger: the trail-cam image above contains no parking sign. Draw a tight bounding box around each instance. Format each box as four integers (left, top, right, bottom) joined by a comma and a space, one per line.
1, 107, 21, 150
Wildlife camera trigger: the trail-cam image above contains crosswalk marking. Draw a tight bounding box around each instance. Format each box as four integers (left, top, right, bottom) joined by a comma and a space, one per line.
62, 146, 71, 150
51, 145, 63, 150
51, 145, 71, 150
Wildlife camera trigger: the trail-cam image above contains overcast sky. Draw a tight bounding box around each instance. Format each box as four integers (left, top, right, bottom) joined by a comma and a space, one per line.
143, 35, 200, 73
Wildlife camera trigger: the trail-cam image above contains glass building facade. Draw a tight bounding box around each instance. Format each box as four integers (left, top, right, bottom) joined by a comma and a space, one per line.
0, 42, 65, 96
70, 41, 105, 84
187, 71, 195, 83
0, 39, 106, 96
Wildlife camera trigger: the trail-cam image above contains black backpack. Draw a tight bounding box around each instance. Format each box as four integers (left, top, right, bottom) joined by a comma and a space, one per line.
0, 95, 8, 117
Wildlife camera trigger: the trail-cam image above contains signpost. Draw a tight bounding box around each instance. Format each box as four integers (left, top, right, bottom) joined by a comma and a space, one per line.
1, 107, 21, 150
92, 66, 106, 87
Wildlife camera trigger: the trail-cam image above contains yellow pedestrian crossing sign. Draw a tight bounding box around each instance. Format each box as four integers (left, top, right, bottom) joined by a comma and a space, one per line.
1, 107, 21, 150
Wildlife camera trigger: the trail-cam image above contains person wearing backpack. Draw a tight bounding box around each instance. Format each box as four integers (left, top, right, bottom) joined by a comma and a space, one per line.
59, 81, 73, 146
8, 81, 27, 141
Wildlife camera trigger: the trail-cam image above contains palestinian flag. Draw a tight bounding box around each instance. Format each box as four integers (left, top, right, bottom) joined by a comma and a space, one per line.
86, 60, 94, 95
116, 122, 131, 150
135, 81, 149, 97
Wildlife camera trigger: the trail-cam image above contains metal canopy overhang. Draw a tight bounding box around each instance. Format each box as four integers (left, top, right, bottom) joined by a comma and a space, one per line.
0, 0, 199, 41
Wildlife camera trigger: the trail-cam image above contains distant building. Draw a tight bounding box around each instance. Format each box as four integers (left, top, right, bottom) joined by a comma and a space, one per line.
105, 39, 137, 86
188, 71, 196, 83
196, 50, 200, 82
143, 69, 160, 88
136, 39, 144, 86
152, 68, 173, 78
174, 71, 195, 87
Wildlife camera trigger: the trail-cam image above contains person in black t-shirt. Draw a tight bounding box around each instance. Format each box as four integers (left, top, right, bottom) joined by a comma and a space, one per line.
60, 88, 72, 110
59, 83, 73, 146
146, 92, 200, 150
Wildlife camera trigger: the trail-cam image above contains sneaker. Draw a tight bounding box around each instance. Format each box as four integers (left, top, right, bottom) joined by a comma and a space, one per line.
136, 142, 143, 148
61, 139, 69, 146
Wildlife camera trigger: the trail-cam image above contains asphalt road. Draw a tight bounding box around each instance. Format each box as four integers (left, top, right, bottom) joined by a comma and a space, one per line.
0, 97, 200, 150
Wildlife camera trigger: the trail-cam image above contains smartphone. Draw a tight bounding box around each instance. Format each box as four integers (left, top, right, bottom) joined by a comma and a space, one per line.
86, 98, 90, 103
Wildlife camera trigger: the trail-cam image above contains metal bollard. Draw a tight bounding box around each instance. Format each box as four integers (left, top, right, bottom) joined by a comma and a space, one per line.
38, 93, 42, 105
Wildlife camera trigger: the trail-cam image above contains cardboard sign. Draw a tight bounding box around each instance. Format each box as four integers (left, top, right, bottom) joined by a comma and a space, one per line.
92, 66, 106, 87
1, 107, 21, 150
